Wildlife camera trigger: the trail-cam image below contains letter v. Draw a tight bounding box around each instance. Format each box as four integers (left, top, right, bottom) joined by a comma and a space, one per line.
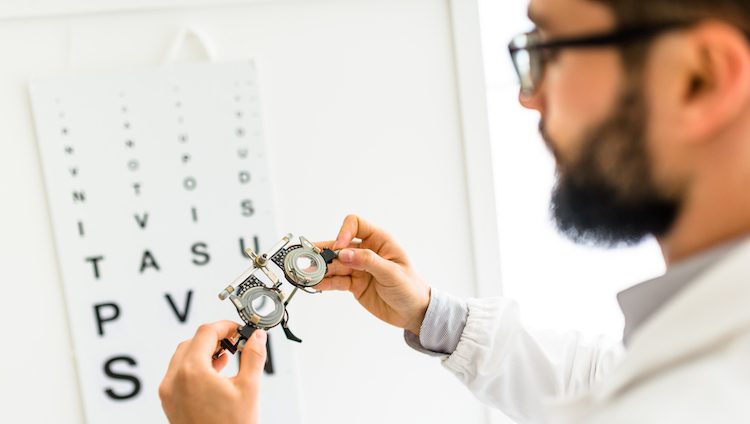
134, 212, 149, 229
165, 290, 193, 323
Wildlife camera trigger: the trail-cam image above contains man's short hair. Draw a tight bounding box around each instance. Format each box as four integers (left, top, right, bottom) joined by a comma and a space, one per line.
588, 1, 750, 70
593, 0, 750, 29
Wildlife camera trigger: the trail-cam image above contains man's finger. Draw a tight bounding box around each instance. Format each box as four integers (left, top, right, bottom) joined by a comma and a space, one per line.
337, 248, 397, 282
187, 321, 243, 362
333, 215, 381, 249
236, 330, 267, 389
324, 259, 354, 277
163, 339, 191, 383
316, 275, 354, 292
314, 240, 337, 250
315, 239, 361, 252
211, 351, 230, 372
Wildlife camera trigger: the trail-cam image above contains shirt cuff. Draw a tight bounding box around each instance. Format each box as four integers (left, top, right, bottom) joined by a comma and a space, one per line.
404, 288, 469, 356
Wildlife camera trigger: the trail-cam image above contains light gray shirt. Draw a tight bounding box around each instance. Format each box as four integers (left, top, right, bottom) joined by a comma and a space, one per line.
405, 238, 743, 355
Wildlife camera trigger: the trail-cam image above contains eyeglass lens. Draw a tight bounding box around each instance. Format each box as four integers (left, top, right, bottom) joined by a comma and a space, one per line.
511, 46, 544, 95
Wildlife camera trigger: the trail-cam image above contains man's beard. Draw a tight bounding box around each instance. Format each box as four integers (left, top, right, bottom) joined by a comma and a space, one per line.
544, 82, 681, 247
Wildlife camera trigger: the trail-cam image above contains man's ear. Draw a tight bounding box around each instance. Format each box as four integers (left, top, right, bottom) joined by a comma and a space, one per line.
677, 21, 750, 142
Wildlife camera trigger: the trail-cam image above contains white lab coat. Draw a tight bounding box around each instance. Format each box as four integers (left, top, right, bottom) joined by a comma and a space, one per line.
442, 238, 750, 424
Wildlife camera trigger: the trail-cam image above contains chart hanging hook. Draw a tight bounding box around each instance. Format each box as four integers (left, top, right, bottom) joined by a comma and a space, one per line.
164, 26, 217, 63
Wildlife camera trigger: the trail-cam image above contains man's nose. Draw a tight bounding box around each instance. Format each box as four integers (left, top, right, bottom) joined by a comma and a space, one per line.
518, 89, 544, 112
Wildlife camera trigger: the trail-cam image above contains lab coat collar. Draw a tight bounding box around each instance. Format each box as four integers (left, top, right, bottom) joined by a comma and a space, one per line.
593, 235, 750, 402
616, 238, 737, 346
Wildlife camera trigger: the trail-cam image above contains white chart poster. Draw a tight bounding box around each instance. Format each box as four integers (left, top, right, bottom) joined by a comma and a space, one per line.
29, 62, 302, 423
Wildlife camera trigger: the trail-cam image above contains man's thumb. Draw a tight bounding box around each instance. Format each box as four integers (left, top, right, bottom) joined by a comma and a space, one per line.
238, 329, 267, 384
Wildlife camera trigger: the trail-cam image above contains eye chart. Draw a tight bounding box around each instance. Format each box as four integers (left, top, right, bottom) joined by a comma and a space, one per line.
29, 63, 302, 423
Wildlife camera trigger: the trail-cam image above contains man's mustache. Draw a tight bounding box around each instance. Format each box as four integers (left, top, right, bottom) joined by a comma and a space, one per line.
539, 120, 562, 164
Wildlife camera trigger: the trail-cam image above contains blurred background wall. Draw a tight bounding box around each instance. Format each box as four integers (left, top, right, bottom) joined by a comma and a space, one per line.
0, 0, 503, 423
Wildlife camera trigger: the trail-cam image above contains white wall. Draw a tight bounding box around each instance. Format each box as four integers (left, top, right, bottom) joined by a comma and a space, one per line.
0, 1, 497, 423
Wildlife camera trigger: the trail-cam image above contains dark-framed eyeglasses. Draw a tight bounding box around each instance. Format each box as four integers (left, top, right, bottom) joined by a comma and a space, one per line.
508, 22, 695, 96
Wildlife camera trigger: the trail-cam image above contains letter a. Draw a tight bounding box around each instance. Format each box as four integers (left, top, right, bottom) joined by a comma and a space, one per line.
139, 250, 160, 273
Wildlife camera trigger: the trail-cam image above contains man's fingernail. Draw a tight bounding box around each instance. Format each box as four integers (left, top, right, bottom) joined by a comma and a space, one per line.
339, 249, 353, 263
254, 330, 267, 342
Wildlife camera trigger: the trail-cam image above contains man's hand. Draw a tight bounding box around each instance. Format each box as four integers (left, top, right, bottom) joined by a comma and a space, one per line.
317, 215, 431, 335
159, 321, 267, 424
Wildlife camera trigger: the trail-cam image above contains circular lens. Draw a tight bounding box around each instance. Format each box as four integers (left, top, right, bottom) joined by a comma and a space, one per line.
238, 285, 285, 329
283, 246, 327, 287
295, 253, 319, 273
251, 294, 276, 317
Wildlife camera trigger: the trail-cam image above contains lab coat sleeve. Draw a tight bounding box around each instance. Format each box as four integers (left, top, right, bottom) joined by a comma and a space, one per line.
441, 297, 624, 424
